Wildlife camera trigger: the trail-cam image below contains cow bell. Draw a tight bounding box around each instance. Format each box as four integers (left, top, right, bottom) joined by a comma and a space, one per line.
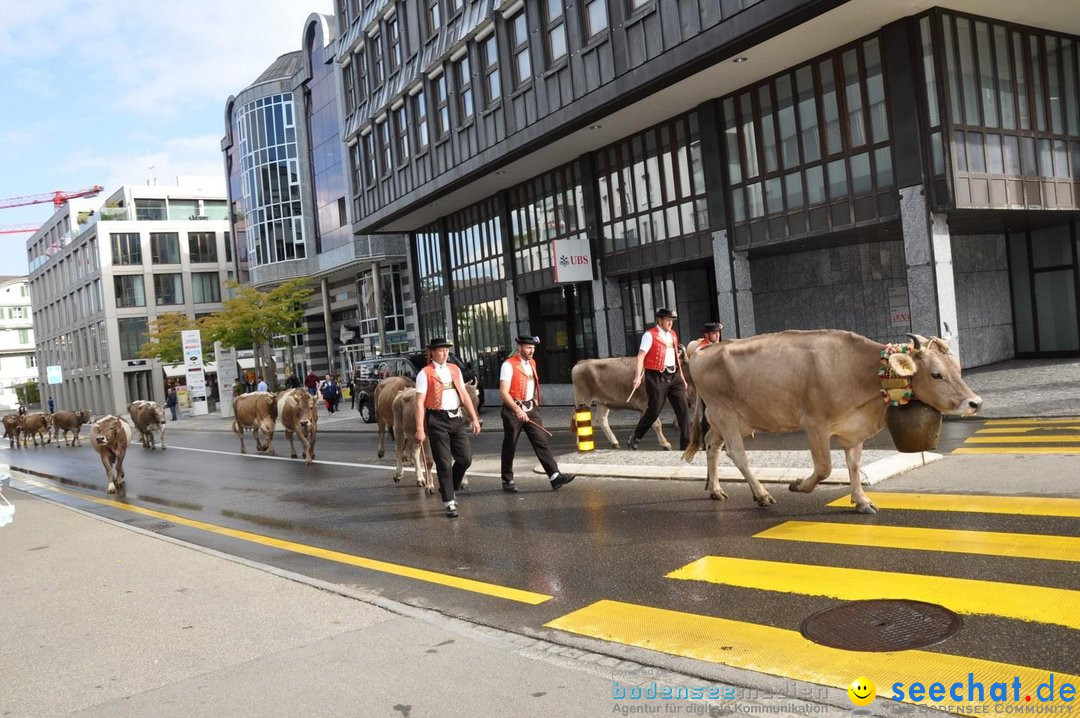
885, 400, 942, 452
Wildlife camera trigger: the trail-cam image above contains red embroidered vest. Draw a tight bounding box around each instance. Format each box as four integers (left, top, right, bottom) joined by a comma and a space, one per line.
422, 364, 461, 409
507, 354, 540, 403
643, 326, 679, 372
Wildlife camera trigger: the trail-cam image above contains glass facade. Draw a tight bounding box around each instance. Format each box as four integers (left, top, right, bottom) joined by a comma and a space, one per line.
722, 36, 896, 249
307, 21, 350, 254
508, 163, 586, 276
234, 93, 305, 267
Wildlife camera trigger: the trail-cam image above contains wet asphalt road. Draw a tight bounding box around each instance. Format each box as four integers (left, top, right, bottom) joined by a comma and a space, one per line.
5, 417, 1078, 687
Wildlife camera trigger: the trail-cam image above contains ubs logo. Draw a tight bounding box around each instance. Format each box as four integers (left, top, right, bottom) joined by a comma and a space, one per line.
559, 254, 589, 266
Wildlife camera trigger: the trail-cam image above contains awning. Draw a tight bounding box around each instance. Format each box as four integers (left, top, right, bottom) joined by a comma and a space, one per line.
238, 358, 256, 370
164, 361, 218, 378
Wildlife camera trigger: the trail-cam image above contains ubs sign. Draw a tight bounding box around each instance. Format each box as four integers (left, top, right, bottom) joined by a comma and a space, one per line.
551, 238, 593, 284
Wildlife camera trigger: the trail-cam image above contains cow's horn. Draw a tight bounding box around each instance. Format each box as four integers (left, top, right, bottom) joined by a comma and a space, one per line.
905, 333, 923, 352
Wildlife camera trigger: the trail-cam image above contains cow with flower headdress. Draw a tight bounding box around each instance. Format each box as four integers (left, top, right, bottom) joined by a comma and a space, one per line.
683, 330, 982, 514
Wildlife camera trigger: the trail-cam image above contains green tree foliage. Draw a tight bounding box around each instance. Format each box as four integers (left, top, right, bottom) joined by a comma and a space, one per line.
16, 381, 40, 406
138, 312, 203, 364
200, 278, 312, 351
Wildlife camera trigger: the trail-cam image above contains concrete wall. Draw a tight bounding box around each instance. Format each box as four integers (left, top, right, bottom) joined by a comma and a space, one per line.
951, 233, 1014, 368
750, 240, 909, 344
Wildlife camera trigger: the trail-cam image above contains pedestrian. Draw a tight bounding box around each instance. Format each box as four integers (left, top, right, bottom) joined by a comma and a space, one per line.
499, 335, 575, 493
628, 307, 692, 450
323, 375, 341, 414
349, 373, 359, 410
414, 338, 482, 518
285, 371, 301, 389
686, 321, 724, 356
47, 396, 55, 414
256, 375, 268, 392
305, 370, 319, 396
17, 403, 26, 416
165, 387, 178, 421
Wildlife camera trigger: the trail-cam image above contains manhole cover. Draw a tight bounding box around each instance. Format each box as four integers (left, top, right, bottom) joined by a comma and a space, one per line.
800, 599, 962, 652
144, 522, 173, 534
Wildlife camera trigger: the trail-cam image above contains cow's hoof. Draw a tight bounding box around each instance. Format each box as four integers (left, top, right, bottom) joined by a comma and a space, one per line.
377, 449, 385, 458
393, 475, 402, 483
609, 442, 621, 450
788, 479, 805, 493
755, 493, 777, 507
107, 485, 116, 494
290, 453, 298, 459
709, 489, 729, 501
661, 445, 672, 451
856, 501, 878, 515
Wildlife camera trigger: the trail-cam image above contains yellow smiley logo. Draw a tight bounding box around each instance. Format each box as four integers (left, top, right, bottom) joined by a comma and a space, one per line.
848, 677, 876, 706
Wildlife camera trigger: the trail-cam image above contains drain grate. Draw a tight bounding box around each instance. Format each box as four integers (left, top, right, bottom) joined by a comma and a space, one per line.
143, 522, 173, 534
800, 599, 962, 652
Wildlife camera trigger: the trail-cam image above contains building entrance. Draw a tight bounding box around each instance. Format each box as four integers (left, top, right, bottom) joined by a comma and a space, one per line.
527, 284, 597, 383
1008, 222, 1080, 356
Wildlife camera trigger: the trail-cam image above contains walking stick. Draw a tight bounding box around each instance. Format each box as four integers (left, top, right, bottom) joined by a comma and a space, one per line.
625, 384, 638, 403
418, 438, 437, 493
524, 416, 553, 437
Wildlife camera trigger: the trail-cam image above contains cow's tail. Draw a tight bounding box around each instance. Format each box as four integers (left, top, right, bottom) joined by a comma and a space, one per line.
264, 393, 278, 422
681, 397, 707, 463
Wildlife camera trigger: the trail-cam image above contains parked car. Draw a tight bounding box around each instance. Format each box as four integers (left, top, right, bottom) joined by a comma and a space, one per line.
351, 351, 485, 423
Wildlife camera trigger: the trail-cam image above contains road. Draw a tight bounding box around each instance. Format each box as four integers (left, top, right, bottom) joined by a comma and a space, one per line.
6, 416, 1079, 712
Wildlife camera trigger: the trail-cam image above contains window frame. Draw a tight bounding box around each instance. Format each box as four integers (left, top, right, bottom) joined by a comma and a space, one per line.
188, 231, 219, 263
481, 34, 501, 107
509, 11, 531, 90
369, 30, 384, 88
386, 14, 402, 74
455, 54, 475, 123
434, 72, 451, 139
543, 0, 567, 67
378, 119, 393, 177
413, 89, 430, 150
394, 104, 411, 164
153, 273, 184, 306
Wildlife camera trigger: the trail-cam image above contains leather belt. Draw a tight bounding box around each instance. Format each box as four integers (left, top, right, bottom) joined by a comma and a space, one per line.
432, 408, 463, 419
515, 400, 535, 412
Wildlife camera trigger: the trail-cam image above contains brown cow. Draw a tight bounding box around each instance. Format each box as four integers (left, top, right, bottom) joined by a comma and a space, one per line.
571, 357, 676, 449
374, 376, 415, 459
391, 381, 480, 493
128, 400, 166, 450
3, 413, 22, 448
684, 331, 982, 514
90, 415, 132, 494
276, 388, 318, 464
232, 392, 277, 455
19, 412, 52, 447
52, 410, 92, 446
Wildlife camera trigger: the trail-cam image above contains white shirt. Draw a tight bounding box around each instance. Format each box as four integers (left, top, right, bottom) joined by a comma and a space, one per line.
638, 328, 677, 370
414, 361, 461, 411
499, 357, 535, 401
257, 381, 268, 392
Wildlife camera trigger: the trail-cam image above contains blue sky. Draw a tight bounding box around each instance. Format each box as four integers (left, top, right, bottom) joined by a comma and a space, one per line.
0, 0, 333, 274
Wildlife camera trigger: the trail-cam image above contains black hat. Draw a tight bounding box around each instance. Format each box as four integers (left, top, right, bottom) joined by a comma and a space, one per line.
427, 337, 453, 349
703, 322, 723, 333
655, 308, 677, 319
515, 335, 540, 345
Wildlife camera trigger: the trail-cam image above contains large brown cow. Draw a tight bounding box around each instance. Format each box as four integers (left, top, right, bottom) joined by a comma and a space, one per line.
684, 331, 982, 514
232, 392, 278, 455
571, 357, 675, 449
52, 410, 92, 446
128, 401, 166, 450
20, 412, 52, 447
391, 381, 480, 493
374, 376, 415, 459
276, 388, 318, 464
3, 413, 22, 448
90, 415, 132, 494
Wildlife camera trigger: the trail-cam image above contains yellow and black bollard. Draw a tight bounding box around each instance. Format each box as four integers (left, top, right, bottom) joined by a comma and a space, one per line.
574, 405, 595, 452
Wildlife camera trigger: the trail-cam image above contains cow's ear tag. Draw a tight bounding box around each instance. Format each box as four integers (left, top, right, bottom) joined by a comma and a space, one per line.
888, 353, 917, 377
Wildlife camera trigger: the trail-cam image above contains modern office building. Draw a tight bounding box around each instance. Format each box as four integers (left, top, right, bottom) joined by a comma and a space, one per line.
222, 13, 414, 380
0, 277, 37, 410
331, 0, 1079, 399
26, 180, 233, 415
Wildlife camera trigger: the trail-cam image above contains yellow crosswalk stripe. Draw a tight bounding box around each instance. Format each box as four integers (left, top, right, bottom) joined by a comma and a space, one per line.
754, 521, 1080, 562
985, 418, 1080, 425
666, 556, 1080, 629
953, 447, 1080, 454
964, 435, 1080, 443
546, 600, 1079, 713
976, 426, 1080, 433
825, 492, 1080, 517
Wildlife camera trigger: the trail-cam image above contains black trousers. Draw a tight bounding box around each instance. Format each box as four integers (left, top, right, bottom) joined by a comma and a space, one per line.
425, 410, 472, 502
501, 404, 558, 483
633, 370, 691, 449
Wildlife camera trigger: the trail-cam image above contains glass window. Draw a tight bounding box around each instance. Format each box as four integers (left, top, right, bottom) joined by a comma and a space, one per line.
370, 31, 384, 87
386, 15, 401, 73
795, 67, 820, 163
776, 75, 798, 168
379, 119, 392, 174
114, 275, 145, 307
975, 22, 998, 127
435, 73, 450, 138
117, 317, 148, 360
426, 0, 441, 36
956, 17, 980, 125
863, 38, 888, 143
827, 159, 847, 198
508, 163, 584, 274
820, 59, 842, 155
413, 90, 429, 148
994, 26, 1015, 130
920, 17, 940, 128
395, 104, 410, 162
481, 35, 501, 105
545, 0, 567, 65
150, 232, 180, 264
1046, 36, 1063, 134
850, 152, 872, 194
585, 0, 608, 38
192, 272, 221, 303
111, 233, 142, 265
134, 198, 166, 220
758, 85, 778, 173
455, 55, 474, 121
510, 11, 531, 87
153, 273, 183, 305
842, 49, 866, 147
188, 232, 218, 263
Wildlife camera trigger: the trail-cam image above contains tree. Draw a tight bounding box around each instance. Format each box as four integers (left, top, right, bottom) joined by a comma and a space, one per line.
16, 381, 40, 406
200, 278, 313, 384
138, 312, 206, 364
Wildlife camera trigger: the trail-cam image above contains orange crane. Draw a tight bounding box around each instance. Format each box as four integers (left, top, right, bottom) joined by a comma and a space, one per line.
0, 185, 105, 210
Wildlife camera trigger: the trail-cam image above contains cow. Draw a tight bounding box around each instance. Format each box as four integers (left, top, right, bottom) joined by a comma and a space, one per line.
571, 356, 681, 449
19, 412, 53, 447
52, 409, 92, 447
3, 413, 22, 448
683, 331, 982, 514
276, 388, 318, 464
391, 380, 480, 493
128, 400, 166, 450
232, 391, 278, 455
374, 376, 415, 459
90, 415, 132, 494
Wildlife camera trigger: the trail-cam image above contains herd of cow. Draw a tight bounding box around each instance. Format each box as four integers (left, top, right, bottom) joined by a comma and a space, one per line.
0, 330, 982, 514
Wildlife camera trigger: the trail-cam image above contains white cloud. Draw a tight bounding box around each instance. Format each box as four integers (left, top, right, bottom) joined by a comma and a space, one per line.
60, 134, 226, 189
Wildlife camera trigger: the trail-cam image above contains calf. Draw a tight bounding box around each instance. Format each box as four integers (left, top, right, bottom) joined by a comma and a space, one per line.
90, 415, 133, 494
232, 392, 277, 455
3, 413, 22, 448
374, 376, 414, 458
570, 357, 673, 449
128, 400, 166, 450
19, 412, 52, 447
277, 388, 318, 464
392, 381, 480, 493
52, 409, 93, 446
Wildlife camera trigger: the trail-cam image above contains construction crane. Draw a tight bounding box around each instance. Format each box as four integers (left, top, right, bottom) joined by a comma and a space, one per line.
0, 185, 105, 210
0, 224, 39, 235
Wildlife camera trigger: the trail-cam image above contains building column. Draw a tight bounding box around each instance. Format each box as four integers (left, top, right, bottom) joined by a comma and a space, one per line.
320, 278, 334, 374
506, 279, 529, 340
900, 185, 960, 354
371, 261, 387, 353
595, 276, 625, 357
711, 229, 754, 337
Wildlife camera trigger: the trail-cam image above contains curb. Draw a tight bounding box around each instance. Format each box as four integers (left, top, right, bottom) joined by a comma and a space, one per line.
536, 451, 944, 485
